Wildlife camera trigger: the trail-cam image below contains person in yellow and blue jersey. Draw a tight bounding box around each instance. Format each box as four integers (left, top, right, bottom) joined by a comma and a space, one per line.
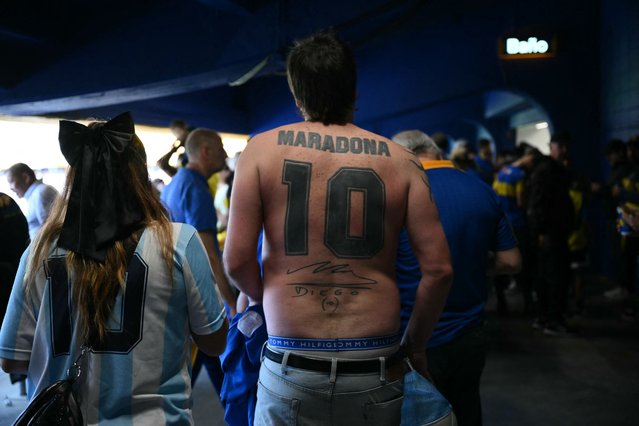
492, 149, 539, 315
394, 130, 520, 426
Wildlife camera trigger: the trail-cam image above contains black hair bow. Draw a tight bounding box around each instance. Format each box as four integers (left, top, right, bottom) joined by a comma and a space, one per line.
57, 112, 143, 261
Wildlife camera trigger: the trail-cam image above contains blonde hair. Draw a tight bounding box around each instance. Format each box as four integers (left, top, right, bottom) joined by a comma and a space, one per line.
25, 132, 174, 342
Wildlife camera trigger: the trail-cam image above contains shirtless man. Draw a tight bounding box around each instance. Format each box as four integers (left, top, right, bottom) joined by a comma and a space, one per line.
223, 30, 452, 425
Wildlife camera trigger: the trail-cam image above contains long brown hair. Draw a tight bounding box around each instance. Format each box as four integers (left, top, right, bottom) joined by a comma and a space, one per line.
25, 129, 174, 343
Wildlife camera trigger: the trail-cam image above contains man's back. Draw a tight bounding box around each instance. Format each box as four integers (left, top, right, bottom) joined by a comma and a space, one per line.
161, 167, 217, 232
229, 121, 440, 343
25, 180, 59, 240
224, 31, 451, 425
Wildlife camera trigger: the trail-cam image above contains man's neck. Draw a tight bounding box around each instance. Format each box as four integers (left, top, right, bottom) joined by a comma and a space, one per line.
186, 162, 210, 179
418, 154, 441, 163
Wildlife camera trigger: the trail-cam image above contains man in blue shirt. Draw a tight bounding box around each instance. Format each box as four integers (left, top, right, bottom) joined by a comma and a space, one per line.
161, 128, 238, 396
161, 128, 237, 312
393, 130, 520, 426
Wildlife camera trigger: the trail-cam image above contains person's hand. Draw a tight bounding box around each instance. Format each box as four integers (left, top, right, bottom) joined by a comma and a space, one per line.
236, 292, 249, 315
407, 350, 433, 381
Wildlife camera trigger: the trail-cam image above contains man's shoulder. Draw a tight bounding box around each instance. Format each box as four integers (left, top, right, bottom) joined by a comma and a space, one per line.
42, 183, 59, 195
165, 168, 202, 189
32, 181, 58, 197
248, 122, 404, 162
164, 169, 210, 199
435, 166, 494, 192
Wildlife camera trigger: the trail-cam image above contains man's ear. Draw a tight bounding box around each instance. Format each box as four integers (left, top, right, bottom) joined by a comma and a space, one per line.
200, 144, 210, 160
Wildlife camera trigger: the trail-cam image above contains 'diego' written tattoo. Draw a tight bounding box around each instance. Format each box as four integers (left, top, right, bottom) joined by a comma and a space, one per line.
286, 261, 377, 313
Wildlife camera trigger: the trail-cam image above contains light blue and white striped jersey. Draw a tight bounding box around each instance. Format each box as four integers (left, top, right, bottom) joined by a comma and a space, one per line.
0, 223, 226, 425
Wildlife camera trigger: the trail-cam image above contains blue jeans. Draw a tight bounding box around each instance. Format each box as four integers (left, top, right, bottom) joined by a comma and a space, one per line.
254, 356, 404, 425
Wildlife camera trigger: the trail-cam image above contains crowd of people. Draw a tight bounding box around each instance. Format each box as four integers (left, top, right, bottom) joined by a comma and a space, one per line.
0, 29, 636, 426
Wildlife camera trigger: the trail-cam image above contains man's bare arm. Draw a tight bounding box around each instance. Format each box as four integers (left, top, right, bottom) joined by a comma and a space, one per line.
402, 163, 453, 377
199, 231, 237, 318
0, 359, 29, 375
223, 142, 264, 302
156, 144, 179, 177
191, 318, 229, 356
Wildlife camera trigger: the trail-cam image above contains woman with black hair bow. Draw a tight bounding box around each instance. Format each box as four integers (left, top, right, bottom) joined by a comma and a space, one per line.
0, 112, 228, 424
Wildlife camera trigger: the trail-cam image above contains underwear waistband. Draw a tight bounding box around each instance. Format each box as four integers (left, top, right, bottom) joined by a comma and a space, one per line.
267, 333, 401, 352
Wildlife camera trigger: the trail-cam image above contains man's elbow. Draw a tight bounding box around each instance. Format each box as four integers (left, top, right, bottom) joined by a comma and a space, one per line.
1, 359, 29, 375
194, 319, 229, 357
223, 251, 248, 285
222, 252, 238, 280
425, 262, 453, 287
441, 264, 454, 287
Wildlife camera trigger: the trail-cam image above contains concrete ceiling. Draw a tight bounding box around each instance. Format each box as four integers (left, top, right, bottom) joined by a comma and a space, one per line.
0, 0, 601, 142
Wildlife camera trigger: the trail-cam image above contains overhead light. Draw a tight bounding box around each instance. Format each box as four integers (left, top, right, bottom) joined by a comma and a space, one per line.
535, 122, 548, 129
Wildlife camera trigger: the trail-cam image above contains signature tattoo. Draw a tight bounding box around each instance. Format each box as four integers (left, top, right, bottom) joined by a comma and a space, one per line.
286, 261, 377, 313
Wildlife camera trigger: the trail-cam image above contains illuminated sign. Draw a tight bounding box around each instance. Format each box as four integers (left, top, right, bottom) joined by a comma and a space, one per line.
499, 35, 555, 59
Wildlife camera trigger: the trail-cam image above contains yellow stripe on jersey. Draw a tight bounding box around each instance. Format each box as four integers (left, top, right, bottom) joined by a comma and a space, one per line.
493, 181, 517, 197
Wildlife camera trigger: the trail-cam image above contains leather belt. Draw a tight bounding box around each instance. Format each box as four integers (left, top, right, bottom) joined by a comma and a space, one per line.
264, 346, 405, 375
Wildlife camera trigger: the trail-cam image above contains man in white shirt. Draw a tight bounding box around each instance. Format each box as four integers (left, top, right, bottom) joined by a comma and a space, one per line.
6, 163, 59, 240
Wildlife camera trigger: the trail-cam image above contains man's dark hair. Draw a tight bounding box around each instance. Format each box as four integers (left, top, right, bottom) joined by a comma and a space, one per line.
287, 30, 356, 125
516, 141, 533, 158
550, 131, 571, 146
8, 163, 35, 180
170, 119, 188, 129
478, 138, 491, 149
